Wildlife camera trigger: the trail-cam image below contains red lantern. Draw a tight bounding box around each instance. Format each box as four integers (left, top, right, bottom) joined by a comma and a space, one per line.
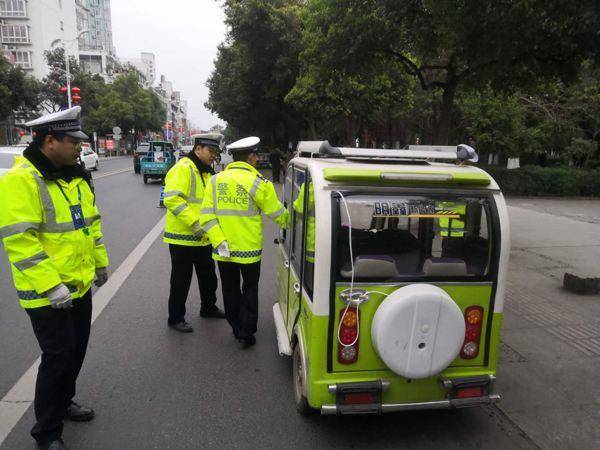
72, 94, 82, 103
71, 86, 80, 94
59, 86, 68, 93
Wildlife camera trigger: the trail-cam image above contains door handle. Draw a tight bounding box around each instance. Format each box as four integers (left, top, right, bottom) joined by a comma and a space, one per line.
284, 260, 290, 269
293, 282, 301, 294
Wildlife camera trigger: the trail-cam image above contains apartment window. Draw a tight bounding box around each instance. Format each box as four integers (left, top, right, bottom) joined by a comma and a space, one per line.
1, 24, 29, 43
0, 0, 27, 17
12, 50, 32, 69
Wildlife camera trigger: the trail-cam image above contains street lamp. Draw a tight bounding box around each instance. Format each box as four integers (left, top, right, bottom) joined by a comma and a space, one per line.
51, 29, 90, 108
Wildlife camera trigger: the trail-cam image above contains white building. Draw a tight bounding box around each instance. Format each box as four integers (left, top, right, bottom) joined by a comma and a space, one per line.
76, 0, 116, 79
0, 0, 115, 79
1, 0, 78, 78
154, 75, 190, 145
120, 52, 156, 87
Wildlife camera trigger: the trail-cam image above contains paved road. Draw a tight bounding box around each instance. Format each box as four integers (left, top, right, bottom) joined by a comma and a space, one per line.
0, 163, 598, 449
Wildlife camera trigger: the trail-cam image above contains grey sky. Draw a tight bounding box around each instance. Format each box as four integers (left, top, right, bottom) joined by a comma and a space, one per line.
111, 0, 226, 130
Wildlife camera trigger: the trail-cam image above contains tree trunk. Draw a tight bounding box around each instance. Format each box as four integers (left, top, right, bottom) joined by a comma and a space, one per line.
437, 79, 457, 145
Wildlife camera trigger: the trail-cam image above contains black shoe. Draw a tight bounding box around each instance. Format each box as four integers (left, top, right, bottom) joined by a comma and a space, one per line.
37, 440, 67, 450
168, 321, 194, 333
199, 306, 226, 319
237, 335, 256, 349
65, 401, 94, 422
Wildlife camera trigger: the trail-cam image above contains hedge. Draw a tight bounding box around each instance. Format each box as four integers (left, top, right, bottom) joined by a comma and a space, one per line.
479, 165, 600, 197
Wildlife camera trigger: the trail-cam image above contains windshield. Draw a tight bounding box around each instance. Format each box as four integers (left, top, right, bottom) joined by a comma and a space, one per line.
335, 194, 495, 282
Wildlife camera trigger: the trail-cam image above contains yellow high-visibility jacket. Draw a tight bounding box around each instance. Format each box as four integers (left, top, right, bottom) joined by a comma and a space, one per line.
199, 161, 288, 264
163, 157, 212, 247
0, 156, 109, 309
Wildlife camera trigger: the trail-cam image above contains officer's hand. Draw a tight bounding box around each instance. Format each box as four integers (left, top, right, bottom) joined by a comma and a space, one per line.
216, 241, 231, 258
95, 267, 109, 287
47, 284, 72, 309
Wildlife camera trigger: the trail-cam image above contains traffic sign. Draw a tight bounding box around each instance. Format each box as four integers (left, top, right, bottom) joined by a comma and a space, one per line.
112, 126, 122, 135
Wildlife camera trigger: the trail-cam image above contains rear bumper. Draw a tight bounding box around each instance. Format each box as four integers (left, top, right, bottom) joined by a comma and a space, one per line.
321, 394, 500, 415
321, 375, 499, 415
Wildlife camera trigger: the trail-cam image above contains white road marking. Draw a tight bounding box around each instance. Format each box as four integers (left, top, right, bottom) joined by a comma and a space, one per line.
94, 168, 132, 179
0, 217, 166, 446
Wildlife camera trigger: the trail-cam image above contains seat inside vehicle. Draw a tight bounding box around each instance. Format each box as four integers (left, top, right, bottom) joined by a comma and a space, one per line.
422, 257, 467, 277
340, 255, 399, 278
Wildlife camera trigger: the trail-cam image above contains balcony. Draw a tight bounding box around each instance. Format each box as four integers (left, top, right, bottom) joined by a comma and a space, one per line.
1, 24, 29, 44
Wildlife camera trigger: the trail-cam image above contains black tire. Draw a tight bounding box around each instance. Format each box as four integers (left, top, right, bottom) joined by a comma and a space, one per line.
143, 175, 148, 184
293, 343, 310, 415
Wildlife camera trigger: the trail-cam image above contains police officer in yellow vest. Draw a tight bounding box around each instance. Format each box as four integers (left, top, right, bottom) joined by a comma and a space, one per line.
199, 136, 288, 348
0, 107, 109, 450
164, 133, 226, 333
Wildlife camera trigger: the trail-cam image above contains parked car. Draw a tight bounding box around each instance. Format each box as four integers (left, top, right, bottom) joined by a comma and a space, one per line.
0, 146, 25, 178
180, 145, 194, 159
274, 141, 507, 415
79, 143, 99, 171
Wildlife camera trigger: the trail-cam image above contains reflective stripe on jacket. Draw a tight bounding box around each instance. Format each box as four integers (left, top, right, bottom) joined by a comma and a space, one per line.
0, 156, 109, 309
199, 161, 288, 264
437, 202, 466, 237
163, 158, 212, 247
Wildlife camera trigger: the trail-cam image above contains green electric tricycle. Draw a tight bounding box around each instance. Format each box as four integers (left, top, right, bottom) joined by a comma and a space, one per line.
273, 141, 509, 415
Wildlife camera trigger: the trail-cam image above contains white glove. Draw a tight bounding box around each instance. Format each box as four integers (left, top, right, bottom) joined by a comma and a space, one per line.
95, 267, 108, 287
216, 241, 231, 258
47, 284, 72, 309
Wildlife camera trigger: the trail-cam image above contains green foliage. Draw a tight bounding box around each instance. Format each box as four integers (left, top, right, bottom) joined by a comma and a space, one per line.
483, 165, 600, 196
38, 49, 165, 136
0, 55, 40, 122
206, 0, 304, 147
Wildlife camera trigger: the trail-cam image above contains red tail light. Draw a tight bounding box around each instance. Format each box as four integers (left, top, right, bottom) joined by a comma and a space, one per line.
460, 306, 484, 359
456, 386, 483, 398
338, 307, 359, 364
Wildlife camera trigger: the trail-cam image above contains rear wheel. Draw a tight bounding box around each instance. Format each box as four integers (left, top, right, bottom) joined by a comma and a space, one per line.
293, 343, 310, 415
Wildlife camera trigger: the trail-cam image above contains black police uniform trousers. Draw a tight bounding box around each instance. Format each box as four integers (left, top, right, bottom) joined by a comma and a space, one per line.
217, 260, 261, 339
25, 289, 92, 444
168, 244, 218, 324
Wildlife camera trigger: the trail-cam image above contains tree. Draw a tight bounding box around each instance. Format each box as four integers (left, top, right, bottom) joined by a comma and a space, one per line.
206, 0, 304, 148
0, 55, 40, 122
294, 0, 600, 144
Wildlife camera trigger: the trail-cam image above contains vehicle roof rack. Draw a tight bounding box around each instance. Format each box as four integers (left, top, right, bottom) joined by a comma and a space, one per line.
296, 141, 478, 163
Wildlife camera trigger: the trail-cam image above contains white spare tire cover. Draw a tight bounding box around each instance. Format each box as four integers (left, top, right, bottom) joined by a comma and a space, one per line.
371, 284, 465, 379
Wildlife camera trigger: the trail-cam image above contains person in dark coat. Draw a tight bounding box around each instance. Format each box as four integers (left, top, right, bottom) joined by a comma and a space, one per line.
269, 148, 282, 183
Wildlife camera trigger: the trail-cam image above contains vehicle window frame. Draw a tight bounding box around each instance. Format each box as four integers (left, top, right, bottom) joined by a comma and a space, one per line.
332, 191, 500, 284
301, 171, 314, 300
290, 166, 306, 276
280, 164, 294, 246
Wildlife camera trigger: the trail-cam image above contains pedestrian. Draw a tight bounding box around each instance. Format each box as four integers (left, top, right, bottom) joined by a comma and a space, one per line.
163, 133, 226, 333
269, 148, 282, 183
199, 136, 288, 348
0, 106, 109, 450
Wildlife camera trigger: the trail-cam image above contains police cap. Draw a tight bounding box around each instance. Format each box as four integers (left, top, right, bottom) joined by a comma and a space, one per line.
227, 136, 260, 154
25, 106, 89, 141
192, 133, 224, 151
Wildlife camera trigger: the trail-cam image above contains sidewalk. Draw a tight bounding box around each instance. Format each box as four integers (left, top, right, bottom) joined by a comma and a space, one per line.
497, 201, 600, 449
